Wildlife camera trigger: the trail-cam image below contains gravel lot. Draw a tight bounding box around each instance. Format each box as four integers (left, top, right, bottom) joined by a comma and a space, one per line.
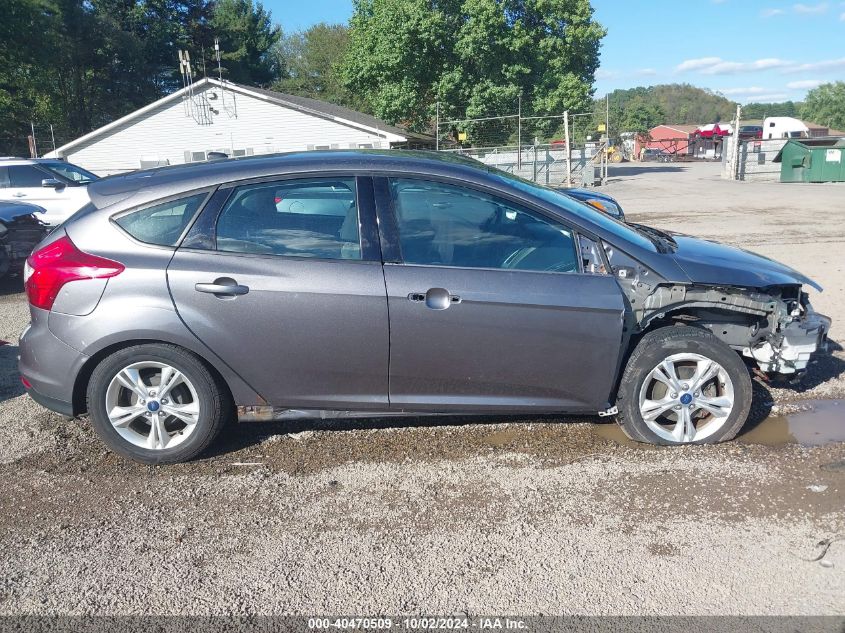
0, 161, 843, 616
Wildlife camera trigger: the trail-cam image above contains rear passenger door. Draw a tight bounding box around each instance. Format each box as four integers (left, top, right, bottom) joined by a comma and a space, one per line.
167, 175, 390, 409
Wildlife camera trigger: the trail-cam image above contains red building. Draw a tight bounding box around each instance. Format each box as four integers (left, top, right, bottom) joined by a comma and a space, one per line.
635, 124, 699, 159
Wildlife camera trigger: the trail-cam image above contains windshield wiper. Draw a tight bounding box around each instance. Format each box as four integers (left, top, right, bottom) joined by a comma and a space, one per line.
630, 223, 677, 254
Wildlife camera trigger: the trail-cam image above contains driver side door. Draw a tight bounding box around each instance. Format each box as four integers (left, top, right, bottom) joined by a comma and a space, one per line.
379, 177, 625, 413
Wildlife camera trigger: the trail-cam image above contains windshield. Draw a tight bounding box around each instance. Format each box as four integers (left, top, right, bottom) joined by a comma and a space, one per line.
43, 161, 98, 184
488, 169, 657, 252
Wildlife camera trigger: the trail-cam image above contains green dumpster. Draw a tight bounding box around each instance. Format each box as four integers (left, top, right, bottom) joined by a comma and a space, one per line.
777, 137, 845, 183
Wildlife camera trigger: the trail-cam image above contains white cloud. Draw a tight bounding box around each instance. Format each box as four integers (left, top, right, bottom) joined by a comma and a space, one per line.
840, 10, 845, 18
717, 86, 770, 95
761, 7, 785, 16
700, 58, 791, 75
782, 57, 845, 73
741, 93, 792, 102
793, 2, 829, 12
786, 79, 824, 89
676, 55, 845, 76
636, 68, 658, 76
675, 57, 724, 72
595, 69, 618, 80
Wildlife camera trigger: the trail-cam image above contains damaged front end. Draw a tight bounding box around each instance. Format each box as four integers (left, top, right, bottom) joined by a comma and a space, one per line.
742, 289, 830, 375
608, 246, 831, 378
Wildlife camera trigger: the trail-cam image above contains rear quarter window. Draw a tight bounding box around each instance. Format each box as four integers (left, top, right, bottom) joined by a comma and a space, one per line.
114, 193, 208, 246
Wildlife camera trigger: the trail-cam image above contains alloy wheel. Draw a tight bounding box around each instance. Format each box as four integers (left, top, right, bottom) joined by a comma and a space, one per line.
104, 361, 200, 450
637, 352, 735, 443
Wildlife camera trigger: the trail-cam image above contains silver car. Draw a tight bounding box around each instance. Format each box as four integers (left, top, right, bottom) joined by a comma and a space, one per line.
18, 151, 831, 463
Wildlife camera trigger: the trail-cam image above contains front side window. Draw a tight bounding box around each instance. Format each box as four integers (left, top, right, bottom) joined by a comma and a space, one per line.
43, 162, 98, 183
115, 193, 208, 246
389, 178, 579, 273
216, 178, 361, 260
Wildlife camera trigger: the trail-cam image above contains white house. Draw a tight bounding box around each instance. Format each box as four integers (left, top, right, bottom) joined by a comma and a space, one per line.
45, 77, 432, 174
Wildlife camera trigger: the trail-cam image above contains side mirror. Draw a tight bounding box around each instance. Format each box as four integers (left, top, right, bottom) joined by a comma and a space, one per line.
41, 178, 64, 189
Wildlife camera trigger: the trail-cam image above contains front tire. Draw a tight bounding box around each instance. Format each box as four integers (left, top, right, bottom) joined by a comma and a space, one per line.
87, 343, 231, 464
616, 327, 752, 445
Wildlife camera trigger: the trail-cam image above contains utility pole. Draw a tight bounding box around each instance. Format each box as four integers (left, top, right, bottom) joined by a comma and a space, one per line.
604, 94, 610, 184
49, 124, 56, 154
517, 93, 522, 170
30, 122, 38, 158
435, 102, 440, 151
564, 111, 571, 186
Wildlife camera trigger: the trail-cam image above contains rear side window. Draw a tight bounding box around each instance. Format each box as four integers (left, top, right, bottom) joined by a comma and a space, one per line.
8, 165, 47, 188
215, 178, 361, 260
115, 193, 207, 246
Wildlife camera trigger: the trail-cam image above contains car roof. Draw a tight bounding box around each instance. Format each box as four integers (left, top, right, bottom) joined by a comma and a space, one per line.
75, 148, 691, 281
0, 158, 66, 165
86, 150, 505, 209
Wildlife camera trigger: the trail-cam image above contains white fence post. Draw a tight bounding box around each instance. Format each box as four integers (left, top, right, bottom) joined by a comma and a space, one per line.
564, 111, 571, 186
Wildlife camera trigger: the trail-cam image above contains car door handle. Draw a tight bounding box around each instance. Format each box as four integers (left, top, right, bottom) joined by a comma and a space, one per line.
12, 193, 26, 198
409, 288, 461, 310
195, 278, 249, 297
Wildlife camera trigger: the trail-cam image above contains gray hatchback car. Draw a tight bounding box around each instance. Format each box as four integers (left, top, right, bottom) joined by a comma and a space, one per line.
19, 151, 831, 463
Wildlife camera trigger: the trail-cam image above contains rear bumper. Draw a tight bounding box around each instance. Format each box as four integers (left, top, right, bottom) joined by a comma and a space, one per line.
24, 383, 74, 417
18, 308, 88, 412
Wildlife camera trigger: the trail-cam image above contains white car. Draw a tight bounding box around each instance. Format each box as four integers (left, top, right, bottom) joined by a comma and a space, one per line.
0, 158, 98, 227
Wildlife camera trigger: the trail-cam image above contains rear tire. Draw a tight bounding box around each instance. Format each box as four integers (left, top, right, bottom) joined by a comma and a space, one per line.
616, 326, 752, 445
86, 343, 231, 464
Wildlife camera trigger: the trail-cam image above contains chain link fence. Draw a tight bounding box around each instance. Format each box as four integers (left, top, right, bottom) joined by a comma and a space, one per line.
435, 108, 608, 187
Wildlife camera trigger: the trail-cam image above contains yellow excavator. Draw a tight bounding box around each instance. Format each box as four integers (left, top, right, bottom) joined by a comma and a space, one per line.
606, 143, 624, 163
586, 130, 624, 163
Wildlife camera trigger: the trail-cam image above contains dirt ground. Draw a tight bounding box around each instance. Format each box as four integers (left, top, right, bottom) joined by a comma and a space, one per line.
0, 161, 843, 617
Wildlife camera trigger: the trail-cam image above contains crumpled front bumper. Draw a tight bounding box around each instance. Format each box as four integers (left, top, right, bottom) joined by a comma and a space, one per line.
744, 305, 831, 374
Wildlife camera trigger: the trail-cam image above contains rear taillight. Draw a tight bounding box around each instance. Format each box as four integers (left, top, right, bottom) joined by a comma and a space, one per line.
25, 235, 124, 311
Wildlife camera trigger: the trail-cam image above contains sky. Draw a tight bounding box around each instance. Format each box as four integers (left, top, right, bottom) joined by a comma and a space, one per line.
266, 0, 845, 103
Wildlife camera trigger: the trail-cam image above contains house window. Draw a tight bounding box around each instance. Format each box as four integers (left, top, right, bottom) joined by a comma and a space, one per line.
184, 148, 254, 163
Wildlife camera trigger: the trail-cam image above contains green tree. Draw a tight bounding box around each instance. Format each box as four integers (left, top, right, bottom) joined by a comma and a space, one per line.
800, 82, 845, 130
273, 23, 362, 108
0, 0, 217, 154
742, 100, 799, 120
0, 0, 56, 154
343, 0, 605, 142
597, 84, 737, 139
211, 0, 281, 85
621, 96, 664, 137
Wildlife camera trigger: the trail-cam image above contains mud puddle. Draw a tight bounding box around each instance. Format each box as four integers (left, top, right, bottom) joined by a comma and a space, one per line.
739, 400, 844, 446
589, 400, 844, 448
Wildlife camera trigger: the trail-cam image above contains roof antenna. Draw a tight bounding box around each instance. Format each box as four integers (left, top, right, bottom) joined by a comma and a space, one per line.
214, 37, 237, 118
215, 38, 224, 83
178, 50, 189, 116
